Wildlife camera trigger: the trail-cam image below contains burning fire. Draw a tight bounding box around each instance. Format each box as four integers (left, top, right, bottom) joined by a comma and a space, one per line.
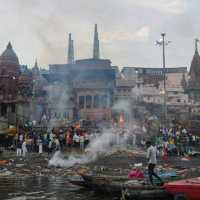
75, 123, 81, 129
119, 113, 125, 127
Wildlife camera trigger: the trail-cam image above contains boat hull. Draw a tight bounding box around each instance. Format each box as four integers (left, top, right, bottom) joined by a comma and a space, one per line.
164, 177, 200, 200
70, 173, 172, 199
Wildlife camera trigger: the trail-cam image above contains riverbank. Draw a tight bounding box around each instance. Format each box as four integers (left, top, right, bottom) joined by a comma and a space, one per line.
0, 148, 200, 180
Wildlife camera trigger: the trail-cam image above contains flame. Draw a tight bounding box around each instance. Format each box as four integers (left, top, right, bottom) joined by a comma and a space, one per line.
119, 113, 125, 127
119, 114, 124, 123
75, 123, 81, 129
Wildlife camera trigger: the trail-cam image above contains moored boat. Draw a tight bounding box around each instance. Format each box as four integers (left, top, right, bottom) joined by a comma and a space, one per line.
68, 173, 172, 199
164, 177, 200, 200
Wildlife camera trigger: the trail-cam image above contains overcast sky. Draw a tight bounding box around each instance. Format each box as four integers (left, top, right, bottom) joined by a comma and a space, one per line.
0, 0, 199, 69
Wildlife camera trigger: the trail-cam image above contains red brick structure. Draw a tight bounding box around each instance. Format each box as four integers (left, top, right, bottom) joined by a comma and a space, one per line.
0, 42, 20, 123
0, 43, 34, 129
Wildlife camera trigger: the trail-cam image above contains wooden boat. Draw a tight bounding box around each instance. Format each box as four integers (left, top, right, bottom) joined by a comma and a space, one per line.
164, 177, 200, 200
69, 173, 125, 196
68, 179, 89, 188
122, 179, 173, 200
68, 173, 172, 199
122, 188, 173, 200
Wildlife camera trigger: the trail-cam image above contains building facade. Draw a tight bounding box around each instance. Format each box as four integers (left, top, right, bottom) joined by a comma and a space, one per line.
47, 25, 116, 123
0, 43, 34, 132
2, 29, 200, 131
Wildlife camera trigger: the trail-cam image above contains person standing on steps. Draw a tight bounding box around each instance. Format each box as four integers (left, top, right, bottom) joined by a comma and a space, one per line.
146, 141, 164, 186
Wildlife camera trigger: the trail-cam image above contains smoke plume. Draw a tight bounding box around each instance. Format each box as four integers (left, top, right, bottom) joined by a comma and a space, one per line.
46, 83, 70, 129
48, 128, 133, 168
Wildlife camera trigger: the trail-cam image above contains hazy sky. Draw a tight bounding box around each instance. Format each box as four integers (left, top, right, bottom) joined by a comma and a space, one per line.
0, 0, 199, 69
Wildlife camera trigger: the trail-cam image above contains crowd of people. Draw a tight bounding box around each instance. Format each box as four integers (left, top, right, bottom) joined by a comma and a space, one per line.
155, 126, 200, 157
12, 125, 91, 157
1, 121, 200, 160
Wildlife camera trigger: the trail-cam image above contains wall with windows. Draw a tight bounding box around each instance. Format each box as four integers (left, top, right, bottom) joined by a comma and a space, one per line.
78, 93, 111, 110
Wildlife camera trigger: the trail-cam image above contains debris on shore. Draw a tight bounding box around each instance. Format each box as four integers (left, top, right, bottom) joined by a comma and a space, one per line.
0, 149, 199, 180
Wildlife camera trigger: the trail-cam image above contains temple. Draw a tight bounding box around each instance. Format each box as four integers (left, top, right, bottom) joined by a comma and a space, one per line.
2, 26, 200, 131
47, 24, 115, 122
186, 39, 200, 102
0, 42, 20, 129
0, 42, 33, 131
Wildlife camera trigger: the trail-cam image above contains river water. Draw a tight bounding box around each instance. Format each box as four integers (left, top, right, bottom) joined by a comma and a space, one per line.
0, 175, 176, 200
0, 176, 113, 200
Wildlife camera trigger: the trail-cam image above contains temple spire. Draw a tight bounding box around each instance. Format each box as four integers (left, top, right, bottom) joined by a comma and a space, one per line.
32, 58, 40, 76
93, 24, 100, 59
195, 38, 199, 54
67, 33, 74, 64
71, 39, 74, 63
34, 58, 39, 69
7, 41, 12, 49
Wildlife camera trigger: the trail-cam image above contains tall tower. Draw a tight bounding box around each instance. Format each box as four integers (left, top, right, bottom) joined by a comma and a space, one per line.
32, 58, 40, 77
71, 39, 74, 63
67, 33, 74, 64
195, 38, 199, 54
189, 38, 200, 78
93, 24, 100, 59
187, 38, 200, 102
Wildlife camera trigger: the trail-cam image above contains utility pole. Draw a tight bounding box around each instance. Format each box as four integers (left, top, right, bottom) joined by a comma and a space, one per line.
156, 33, 171, 128
161, 33, 167, 128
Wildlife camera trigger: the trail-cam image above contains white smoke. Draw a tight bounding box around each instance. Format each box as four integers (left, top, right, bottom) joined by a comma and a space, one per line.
46, 83, 70, 129
48, 128, 132, 168
112, 99, 131, 114
132, 85, 143, 101
48, 151, 91, 168
48, 87, 141, 168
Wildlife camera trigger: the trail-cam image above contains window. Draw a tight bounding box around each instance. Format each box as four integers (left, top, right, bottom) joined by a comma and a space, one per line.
11, 104, 15, 113
94, 95, 99, 108
1, 68, 6, 75
177, 99, 181, 103
63, 112, 68, 118
86, 95, 92, 108
101, 95, 107, 108
1, 104, 7, 116
79, 96, 85, 109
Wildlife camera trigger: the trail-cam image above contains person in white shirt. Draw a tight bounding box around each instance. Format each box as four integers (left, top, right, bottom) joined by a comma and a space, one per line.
146, 141, 163, 186
73, 133, 80, 147
16, 140, 22, 157
55, 138, 60, 151
22, 140, 27, 157
19, 134, 23, 143
38, 138, 43, 154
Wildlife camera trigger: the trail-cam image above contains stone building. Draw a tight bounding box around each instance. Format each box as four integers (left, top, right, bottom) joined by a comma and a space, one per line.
46, 24, 116, 123
31, 60, 48, 122
17, 65, 33, 124
1, 27, 194, 130
118, 66, 189, 122
0, 42, 35, 131
0, 42, 20, 131
121, 66, 188, 105
74, 59, 115, 122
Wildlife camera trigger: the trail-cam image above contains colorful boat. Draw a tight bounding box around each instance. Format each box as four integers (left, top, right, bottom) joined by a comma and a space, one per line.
164, 177, 200, 200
